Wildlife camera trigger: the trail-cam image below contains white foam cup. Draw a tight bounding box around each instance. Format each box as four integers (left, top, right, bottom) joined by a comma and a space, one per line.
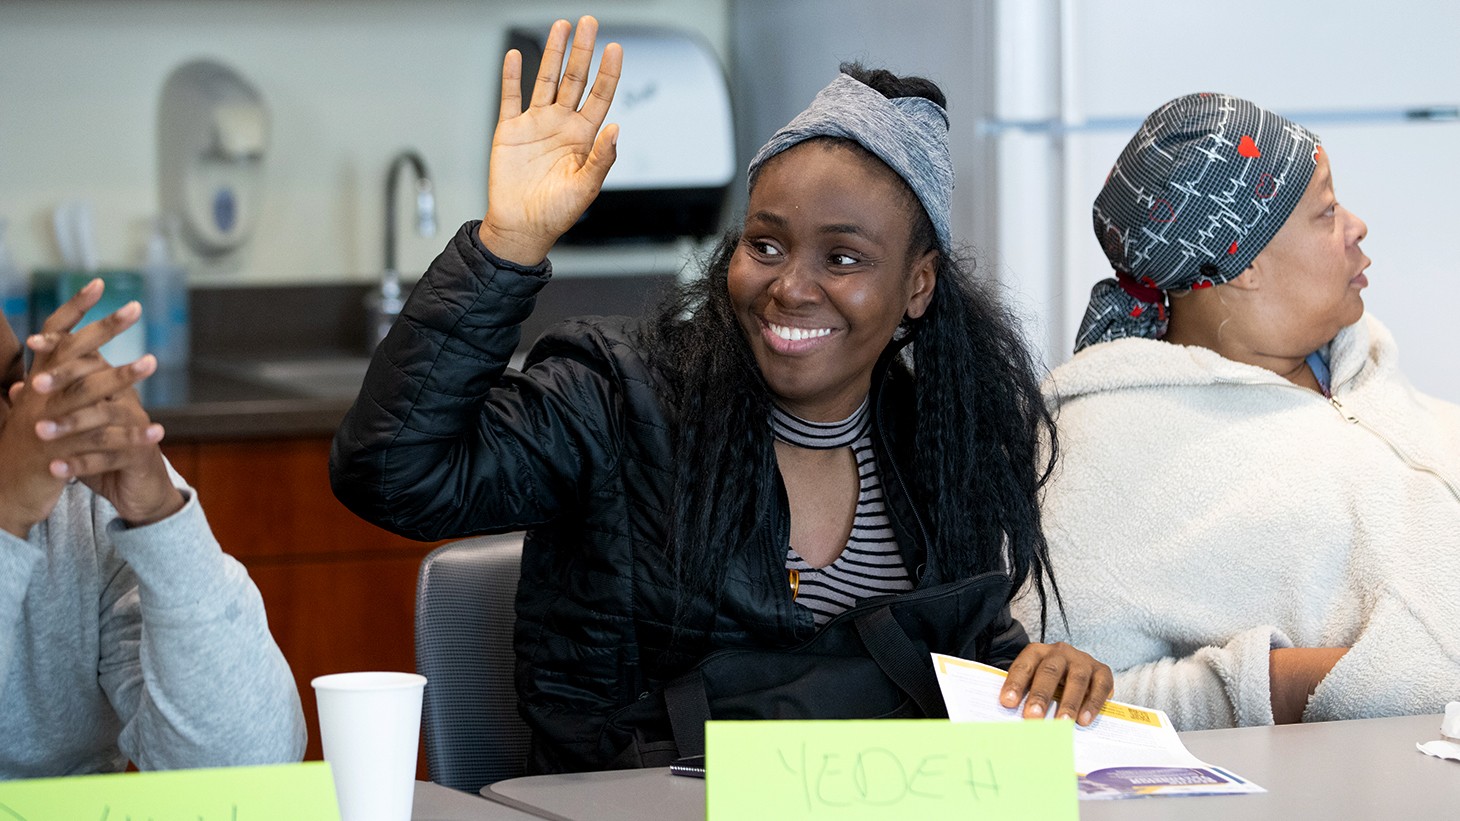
312, 671, 427, 821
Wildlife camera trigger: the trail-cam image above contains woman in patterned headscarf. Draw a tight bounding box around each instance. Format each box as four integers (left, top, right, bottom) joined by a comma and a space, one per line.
1014, 93, 1460, 732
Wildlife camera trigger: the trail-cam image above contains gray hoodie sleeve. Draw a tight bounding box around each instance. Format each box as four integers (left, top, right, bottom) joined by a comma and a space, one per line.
0, 537, 45, 705
97, 487, 306, 769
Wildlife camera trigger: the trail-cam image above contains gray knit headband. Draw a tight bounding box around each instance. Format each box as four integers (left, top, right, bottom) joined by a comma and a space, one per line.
1074, 93, 1321, 353
747, 73, 954, 253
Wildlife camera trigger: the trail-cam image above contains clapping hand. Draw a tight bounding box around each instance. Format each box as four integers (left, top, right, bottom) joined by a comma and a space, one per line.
0, 280, 182, 536
478, 15, 623, 266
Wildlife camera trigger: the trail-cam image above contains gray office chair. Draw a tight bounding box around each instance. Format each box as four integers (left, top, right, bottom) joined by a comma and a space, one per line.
414, 533, 531, 792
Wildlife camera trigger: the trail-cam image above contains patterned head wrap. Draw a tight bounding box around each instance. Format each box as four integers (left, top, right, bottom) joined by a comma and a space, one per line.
747, 73, 954, 254
1074, 93, 1322, 353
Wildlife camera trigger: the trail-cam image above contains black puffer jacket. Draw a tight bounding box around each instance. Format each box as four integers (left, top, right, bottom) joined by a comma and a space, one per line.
330, 223, 1029, 773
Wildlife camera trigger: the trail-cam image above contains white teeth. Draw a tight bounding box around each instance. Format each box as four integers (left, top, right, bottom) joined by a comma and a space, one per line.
769, 323, 832, 342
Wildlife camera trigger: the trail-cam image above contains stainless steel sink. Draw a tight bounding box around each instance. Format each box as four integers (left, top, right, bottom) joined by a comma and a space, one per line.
200, 350, 529, 401
204, 356, 373, 399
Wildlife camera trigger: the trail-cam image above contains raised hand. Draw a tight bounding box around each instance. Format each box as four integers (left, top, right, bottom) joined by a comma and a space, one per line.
478, 15, 623, 265
15, 280, 182, 528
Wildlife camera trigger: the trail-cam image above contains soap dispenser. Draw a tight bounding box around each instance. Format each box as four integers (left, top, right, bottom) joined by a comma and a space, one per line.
157, 60, 270, 259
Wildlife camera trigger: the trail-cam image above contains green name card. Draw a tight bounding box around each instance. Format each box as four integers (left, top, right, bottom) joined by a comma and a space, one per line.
0, 761, 340, 821
706, 719, 1075, 820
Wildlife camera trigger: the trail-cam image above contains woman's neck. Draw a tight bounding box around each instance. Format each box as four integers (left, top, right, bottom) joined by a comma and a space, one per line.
1164, 306, 1321, 392
770, 398, 868, 450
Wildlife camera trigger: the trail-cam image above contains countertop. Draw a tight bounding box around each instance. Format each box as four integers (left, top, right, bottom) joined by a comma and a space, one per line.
142, 355, 366, 441
149, 272, 675, 442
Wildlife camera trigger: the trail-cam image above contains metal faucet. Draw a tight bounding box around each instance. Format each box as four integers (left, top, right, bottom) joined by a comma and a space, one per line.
368, 149, 437, 349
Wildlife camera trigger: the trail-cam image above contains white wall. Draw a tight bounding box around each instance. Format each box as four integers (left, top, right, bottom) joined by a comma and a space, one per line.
0, 0, 729, 285
729, 0, 994, 256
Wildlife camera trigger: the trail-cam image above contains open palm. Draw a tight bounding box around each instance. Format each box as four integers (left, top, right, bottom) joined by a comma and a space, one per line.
480, 17, 623, 265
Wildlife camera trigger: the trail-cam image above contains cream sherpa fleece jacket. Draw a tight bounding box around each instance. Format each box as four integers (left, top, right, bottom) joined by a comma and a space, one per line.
1015, 315, 1460, 730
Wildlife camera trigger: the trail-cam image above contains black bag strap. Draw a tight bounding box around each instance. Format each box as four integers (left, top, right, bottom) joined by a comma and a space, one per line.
855, 605, 946, 717
664, 668, 712, 756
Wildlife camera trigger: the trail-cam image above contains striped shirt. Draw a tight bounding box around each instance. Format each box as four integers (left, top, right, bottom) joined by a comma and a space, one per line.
773, 399, 913, 626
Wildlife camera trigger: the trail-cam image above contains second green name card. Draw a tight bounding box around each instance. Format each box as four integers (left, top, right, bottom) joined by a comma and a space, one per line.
705, 718, 1076, 820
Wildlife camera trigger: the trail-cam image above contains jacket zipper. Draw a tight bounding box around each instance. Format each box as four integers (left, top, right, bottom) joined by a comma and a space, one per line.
1228, 377, 1460, 504
1324, 394, 1460, 503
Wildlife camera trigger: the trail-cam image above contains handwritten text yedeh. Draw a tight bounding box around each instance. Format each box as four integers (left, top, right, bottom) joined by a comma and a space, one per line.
777, 743, 1003, 811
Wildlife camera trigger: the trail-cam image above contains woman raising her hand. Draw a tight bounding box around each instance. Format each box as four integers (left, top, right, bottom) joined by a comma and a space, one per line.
331, 16, 1111, 774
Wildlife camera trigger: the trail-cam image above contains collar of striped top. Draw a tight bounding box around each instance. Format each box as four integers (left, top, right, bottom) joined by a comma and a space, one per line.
769, 398, 870, 449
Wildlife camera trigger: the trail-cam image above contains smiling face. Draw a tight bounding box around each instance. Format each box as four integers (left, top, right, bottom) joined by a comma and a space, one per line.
1245, 150, 1371, 352
728, 140, 937, 421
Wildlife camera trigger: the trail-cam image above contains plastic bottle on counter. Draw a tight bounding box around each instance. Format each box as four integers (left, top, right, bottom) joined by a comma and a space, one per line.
142, 216, 190, 372
0, 218, 29, 341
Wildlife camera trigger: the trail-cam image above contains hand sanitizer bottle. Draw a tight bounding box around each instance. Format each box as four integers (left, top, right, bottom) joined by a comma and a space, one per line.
143, 216, 189, 372
0, 218, 28, 342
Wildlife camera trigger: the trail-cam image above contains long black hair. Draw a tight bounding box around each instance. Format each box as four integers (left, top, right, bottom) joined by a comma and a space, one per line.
643, 63, 1062, 635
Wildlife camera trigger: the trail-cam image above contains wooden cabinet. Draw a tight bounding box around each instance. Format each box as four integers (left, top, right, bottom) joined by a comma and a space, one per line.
162, 436, 445, 774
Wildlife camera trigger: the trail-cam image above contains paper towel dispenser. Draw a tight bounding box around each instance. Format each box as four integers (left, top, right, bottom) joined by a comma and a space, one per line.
506, 25, 735, 243
157, 60, 270, 258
